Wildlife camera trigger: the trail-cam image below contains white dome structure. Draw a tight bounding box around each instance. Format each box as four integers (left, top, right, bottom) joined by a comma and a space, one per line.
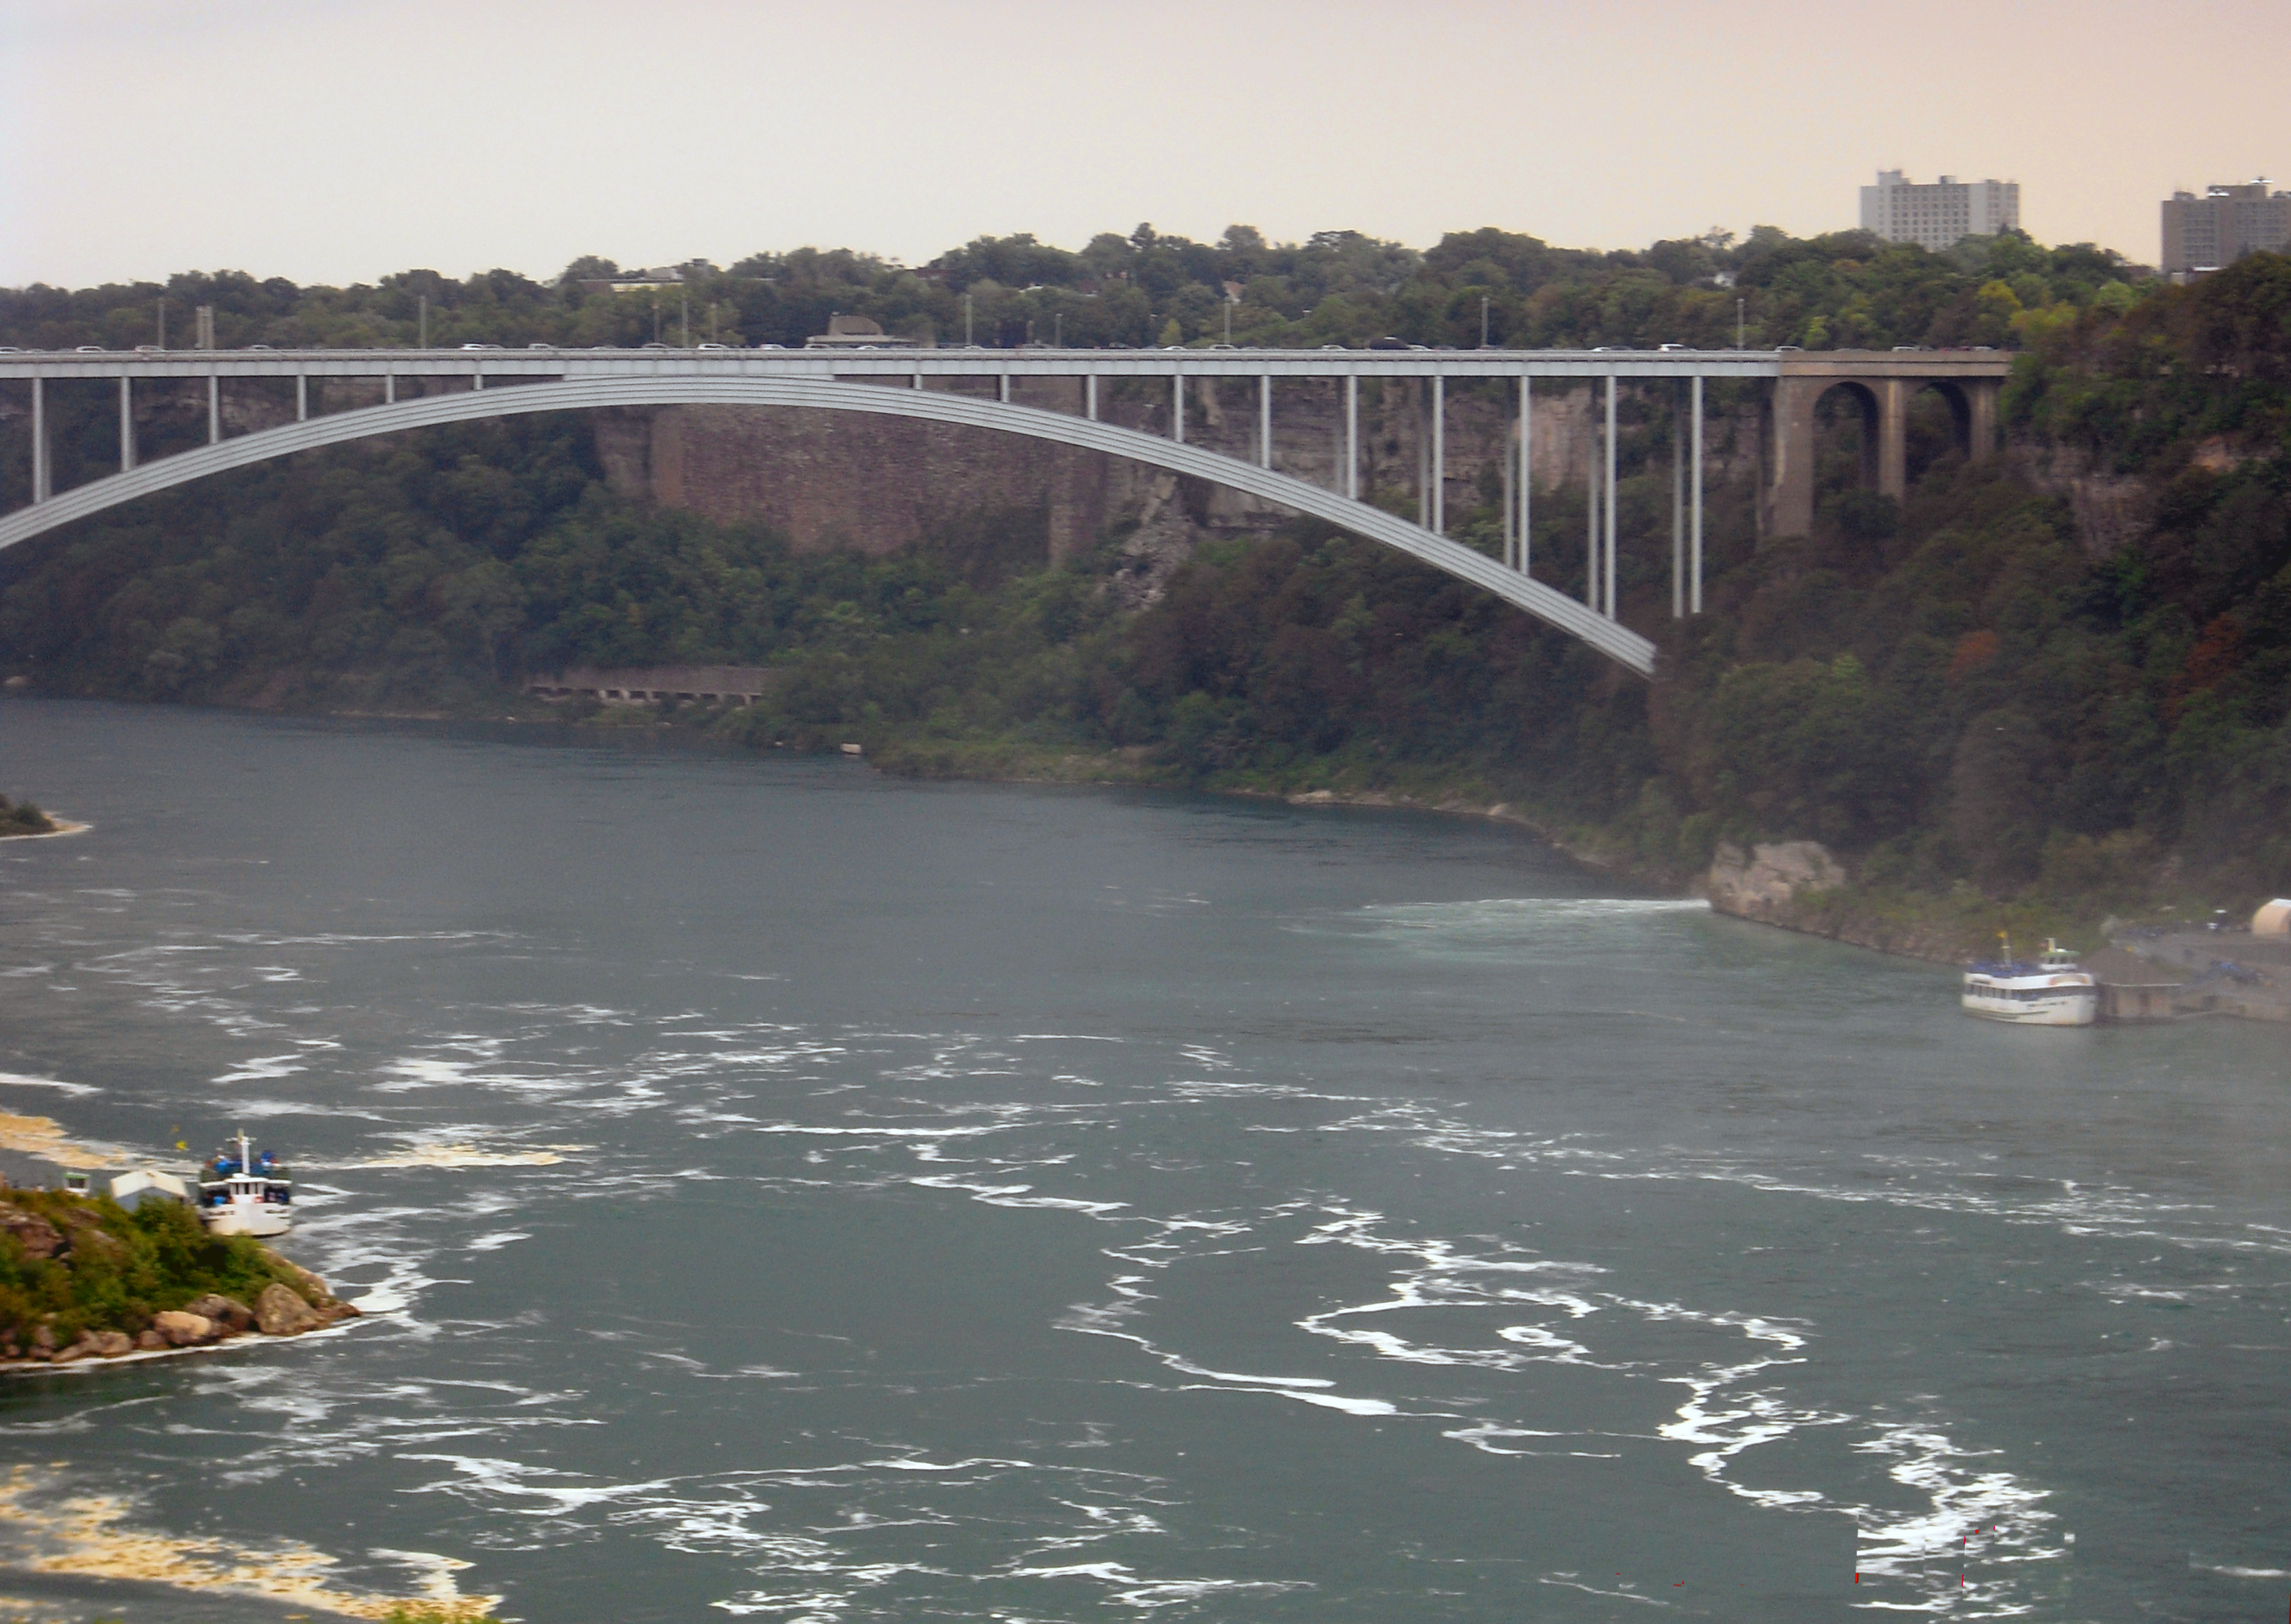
2253, 899, 2291, 937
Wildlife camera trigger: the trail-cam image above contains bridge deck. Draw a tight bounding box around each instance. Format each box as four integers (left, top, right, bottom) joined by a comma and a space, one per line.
0, 346, 2007, 384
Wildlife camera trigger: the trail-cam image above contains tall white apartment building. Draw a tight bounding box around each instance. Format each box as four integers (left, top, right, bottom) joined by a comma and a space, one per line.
1859, 170, 2022, 252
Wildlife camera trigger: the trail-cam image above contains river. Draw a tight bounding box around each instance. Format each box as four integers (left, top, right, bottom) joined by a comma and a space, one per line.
0, 700, 2283, 1621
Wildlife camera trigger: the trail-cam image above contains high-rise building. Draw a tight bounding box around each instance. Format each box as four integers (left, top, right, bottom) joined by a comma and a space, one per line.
2161, 182, 2291, 275
1859, 170, 2022, 252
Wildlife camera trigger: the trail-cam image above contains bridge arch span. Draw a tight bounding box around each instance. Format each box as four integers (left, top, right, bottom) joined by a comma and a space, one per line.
0, 376, 1655, 676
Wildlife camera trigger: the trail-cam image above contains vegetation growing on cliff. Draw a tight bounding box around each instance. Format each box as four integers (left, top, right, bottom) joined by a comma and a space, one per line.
1, 237, 2286, 951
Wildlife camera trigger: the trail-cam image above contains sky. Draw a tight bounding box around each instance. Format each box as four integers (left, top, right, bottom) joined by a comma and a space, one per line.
3, 0, 2287, 289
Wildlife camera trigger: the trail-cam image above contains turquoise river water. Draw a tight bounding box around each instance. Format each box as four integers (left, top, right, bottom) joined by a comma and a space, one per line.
0, 700, 2283, 1622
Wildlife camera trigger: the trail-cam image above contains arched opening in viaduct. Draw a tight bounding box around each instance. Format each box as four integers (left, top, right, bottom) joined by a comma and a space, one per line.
1762, 365, 1999, 536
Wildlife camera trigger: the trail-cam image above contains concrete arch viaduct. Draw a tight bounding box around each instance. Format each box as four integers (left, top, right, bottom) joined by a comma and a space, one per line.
0, 347, 2010, 680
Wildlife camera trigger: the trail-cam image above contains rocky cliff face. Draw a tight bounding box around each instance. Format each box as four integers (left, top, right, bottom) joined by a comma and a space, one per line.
589, 373, 1764, 600
1706, 840, 1847, 924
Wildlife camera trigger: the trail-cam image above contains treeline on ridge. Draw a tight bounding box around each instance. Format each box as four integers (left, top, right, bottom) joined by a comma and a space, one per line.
2, 221, 2141, 356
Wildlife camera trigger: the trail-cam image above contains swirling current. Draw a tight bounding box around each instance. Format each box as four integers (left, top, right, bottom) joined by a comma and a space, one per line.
0, 701, 2283, 1621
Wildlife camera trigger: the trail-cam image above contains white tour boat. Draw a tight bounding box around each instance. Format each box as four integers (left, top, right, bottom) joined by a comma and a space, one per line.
197, 1130, 294, 1237
1962, 937, 2099, 1027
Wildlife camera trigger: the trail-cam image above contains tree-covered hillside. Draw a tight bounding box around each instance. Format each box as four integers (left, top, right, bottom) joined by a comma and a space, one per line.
3, 233, 2286, 948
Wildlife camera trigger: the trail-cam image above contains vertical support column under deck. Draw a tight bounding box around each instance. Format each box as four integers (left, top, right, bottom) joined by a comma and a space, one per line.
119, 376, 135, 472
207, 373, 221, 445
1671, 383, 1684, 620
1967, 380, 1999, 463
1691, 374, 1705, 615
472, 370, 485, 392
1173, 374, 1185, 445
1086, 374, 1097, 421
1603, 373, 1618, 620
1501, 445, 1514, 565
1585, 389, 1600, 613
385, 372, 396, 405
1344, 374, 1358, 500
999, 372, 1010, 405
1259, 372, 1272, 469
29, 374, 45, 505
1415, 383, 1429, 528
296, 374, 309, 422
1430, 375, 1445, 535
1518, 373, 1532, 575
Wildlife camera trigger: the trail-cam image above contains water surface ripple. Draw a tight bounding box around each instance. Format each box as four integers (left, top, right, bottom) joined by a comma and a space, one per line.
0, 702, 2283, 1621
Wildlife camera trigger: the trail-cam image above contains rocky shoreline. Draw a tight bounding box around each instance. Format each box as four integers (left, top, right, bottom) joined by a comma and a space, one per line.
0, 1183, 367, 1374
1, 1268, 363, 1373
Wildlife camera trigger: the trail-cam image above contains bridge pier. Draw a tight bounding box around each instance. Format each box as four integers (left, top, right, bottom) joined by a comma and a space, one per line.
119, 378, 134, 473
1762, 364, 2005, 538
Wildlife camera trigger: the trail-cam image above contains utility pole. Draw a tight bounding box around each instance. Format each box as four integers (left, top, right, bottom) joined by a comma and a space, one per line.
681, 288, 690, 347
964, 293, 974, 346
156, 300, 166, 349
419, 294, 428, 349
652, 296, 662, 345
1480, 296, 1490, 348
1736, 297, 1746, 349
1054, 311, 1063, 347
194, 305, 215, 349
1223, 299, 1232, 345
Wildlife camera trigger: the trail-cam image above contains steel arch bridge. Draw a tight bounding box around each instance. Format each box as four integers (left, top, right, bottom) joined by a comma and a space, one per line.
0, 374, 1662, 674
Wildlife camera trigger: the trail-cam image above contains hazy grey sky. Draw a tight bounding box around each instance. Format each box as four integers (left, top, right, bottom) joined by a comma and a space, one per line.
4, 0, 2285, 288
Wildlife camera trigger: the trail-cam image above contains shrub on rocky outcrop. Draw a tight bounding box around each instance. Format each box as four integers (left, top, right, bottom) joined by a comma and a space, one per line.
0, 1188, 354, 1362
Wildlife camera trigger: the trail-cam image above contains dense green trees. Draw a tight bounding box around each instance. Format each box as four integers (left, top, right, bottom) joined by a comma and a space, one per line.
1, 234, 2285, 928
0, 221, 2148, 356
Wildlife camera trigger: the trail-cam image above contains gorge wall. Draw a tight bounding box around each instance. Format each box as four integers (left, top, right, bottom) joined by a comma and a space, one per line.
590, 373, 1762, 598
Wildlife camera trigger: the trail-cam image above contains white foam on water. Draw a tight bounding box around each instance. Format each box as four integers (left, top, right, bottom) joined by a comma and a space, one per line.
0, 1071, 100, 1095
999, 1561, 1310, 1611
212, 1049, 318, 1085
1537, 1574, 1671, 1605
909, 1174, 1129, 1216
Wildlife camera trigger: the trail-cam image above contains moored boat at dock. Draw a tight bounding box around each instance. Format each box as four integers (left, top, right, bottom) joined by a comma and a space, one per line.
197, 1130, 293, 1237
1962, 937, 2099, 1026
